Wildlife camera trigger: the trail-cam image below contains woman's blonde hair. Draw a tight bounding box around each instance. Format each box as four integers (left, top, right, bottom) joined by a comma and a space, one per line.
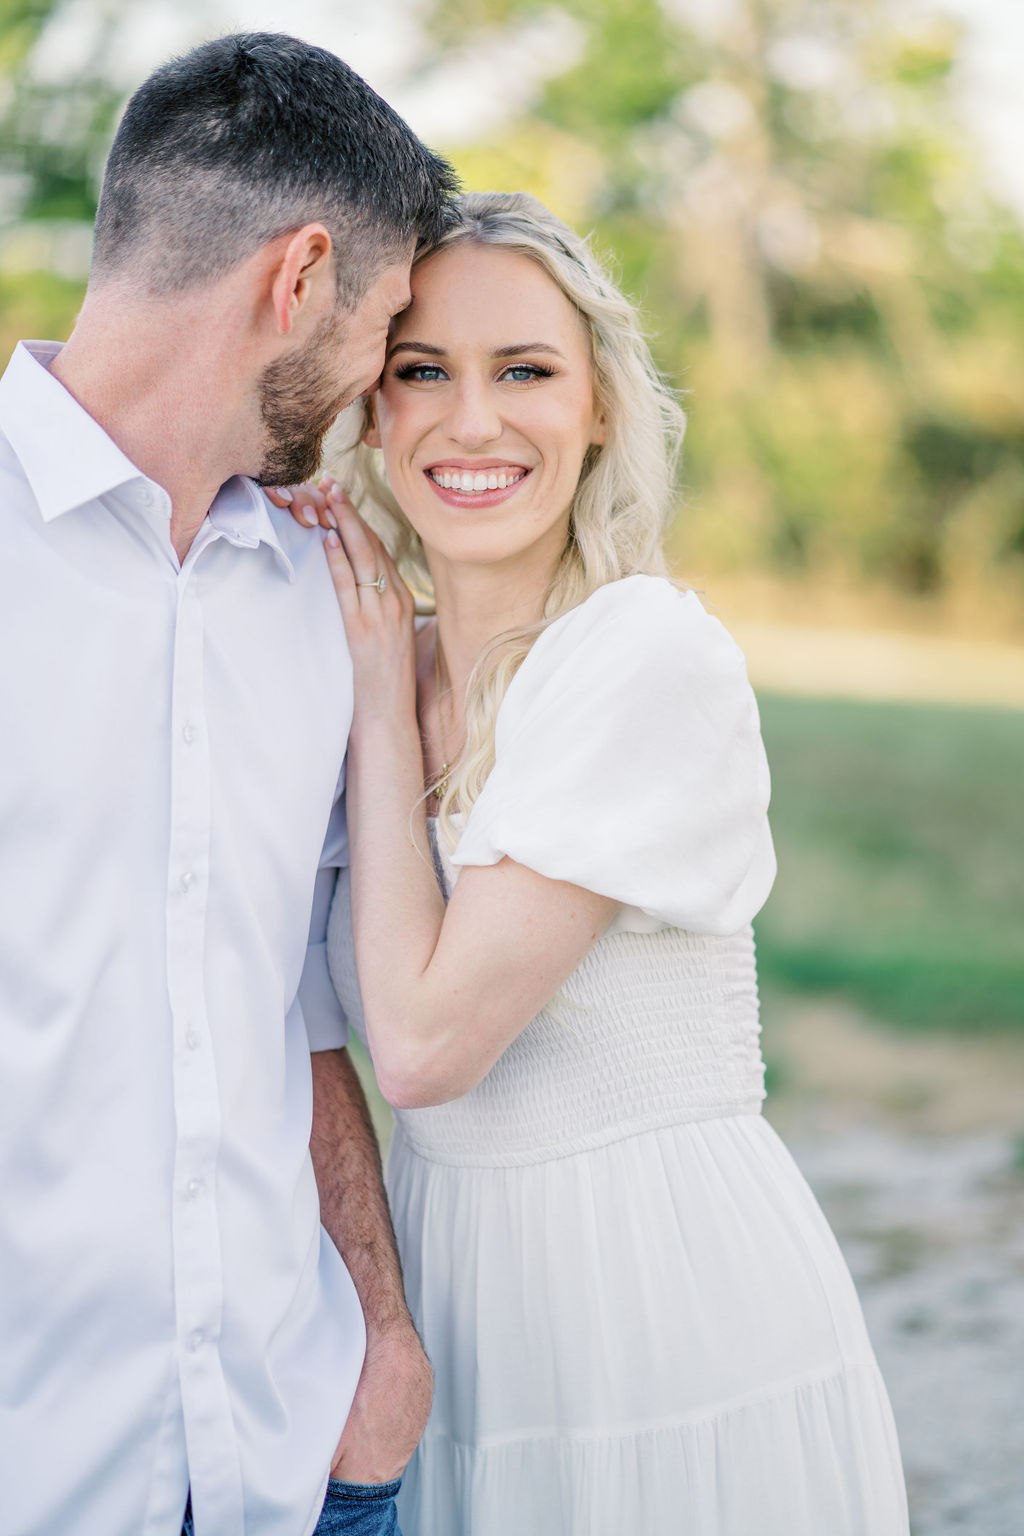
327, 190, 686, 844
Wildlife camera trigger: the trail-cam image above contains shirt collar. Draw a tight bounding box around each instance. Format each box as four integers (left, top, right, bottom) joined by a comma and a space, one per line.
0, 341, 145, 519
0, 340, 294, 580
208, 478, 296, 581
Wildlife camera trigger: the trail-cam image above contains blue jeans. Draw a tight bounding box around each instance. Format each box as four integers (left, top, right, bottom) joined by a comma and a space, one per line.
316, 1478, 403, 1535
181, 1479, 402, 1535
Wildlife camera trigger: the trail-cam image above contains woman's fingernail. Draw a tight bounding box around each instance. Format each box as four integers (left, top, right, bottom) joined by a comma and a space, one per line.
299, 507, 319, 527
275, 487, 293, 502
325, 529, 341, 547
324, 508, 338, 529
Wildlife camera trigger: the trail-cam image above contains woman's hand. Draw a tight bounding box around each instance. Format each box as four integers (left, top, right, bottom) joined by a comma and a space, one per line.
323, 490, 419, 730
266, 475, 338, 529
269, 476, 417, 721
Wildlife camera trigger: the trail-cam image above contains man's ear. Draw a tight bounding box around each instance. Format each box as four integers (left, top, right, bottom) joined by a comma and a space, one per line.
270, 223, 333, 336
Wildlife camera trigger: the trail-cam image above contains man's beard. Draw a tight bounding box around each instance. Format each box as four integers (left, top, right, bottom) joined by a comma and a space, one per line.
255, 312, 355, 487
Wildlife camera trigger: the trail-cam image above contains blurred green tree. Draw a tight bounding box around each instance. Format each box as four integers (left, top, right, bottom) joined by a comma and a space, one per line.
0, 0, 121, 353
1, 0, 1022, 626
431, 0, 1024, 628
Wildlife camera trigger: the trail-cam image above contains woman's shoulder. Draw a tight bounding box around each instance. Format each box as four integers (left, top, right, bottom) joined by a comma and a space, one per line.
544, 571, 689, 634
501, 575, 747, 723
543, 573, 741, 650
454, 574, 775, 931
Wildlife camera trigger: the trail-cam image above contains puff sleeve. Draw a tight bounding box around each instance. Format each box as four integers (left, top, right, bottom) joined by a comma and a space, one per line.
450, 575, 776, 935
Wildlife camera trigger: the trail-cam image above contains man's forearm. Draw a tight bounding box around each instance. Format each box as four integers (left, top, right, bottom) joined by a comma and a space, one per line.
310, 1046, 411, 1333
312, 1046, 433, 1479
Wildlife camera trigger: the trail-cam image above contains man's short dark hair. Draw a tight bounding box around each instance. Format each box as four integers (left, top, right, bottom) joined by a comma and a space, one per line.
92, 32, 459, 305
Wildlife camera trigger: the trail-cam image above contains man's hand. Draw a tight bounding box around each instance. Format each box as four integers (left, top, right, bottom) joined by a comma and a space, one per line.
329, 1319, 433, 1484
309, 1048, 432, 1482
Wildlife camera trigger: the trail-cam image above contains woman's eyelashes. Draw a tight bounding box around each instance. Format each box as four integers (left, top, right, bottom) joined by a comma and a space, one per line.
393, 361, 447, 383
391, 360, 557, 385
503, 363, 555, 383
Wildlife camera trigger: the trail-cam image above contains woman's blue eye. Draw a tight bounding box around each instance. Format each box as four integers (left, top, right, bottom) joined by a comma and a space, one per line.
393, 361, 555, 384
503, 364, 554, 383
395, 362, 448, 382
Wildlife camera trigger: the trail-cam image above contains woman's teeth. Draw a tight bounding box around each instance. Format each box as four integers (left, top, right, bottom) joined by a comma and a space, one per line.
428, 468, 526, 493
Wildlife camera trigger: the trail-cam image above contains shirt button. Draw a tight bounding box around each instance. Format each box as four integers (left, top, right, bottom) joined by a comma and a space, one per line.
180, 871, 195, 893
186, 1179, 204, 1200
185, 1030, 200, 1051
188, 1332, 204, 1353
183, 722, 196, 745
138, 486, 153, 507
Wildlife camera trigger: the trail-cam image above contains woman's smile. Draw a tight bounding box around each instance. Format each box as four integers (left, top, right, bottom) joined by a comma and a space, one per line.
424, 460, 532, 508
367, 241, 605, 570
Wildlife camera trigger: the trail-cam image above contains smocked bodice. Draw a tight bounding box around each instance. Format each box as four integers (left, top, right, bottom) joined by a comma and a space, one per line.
326, 848, 766, 1169
327, 579, 777, 1169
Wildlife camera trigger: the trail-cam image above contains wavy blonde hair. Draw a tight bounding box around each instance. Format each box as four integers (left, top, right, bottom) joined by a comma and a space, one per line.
326, 190, 686, 845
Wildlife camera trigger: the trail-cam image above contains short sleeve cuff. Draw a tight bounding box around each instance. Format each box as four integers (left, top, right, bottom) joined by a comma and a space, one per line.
450, 577, 777, 933
298, 940, 349, 1052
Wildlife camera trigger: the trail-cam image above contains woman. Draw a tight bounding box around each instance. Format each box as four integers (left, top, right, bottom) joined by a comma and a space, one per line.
276, 191, 908, 1535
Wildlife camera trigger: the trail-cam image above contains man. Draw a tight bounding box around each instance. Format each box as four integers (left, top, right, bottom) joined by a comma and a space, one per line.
0, 33, 457, 1536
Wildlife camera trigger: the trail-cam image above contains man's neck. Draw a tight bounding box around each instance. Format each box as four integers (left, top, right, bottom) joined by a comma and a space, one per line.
50, 288, 263, 562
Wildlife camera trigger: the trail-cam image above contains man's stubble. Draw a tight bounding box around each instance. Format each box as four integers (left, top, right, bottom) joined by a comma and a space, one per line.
256, 309, 358, 488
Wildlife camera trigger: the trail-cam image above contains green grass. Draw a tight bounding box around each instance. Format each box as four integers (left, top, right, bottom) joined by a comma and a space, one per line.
754, 694, 1024, 1031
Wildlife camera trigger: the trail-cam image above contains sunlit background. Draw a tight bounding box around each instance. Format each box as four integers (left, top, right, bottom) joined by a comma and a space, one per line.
3, 2, 1023, 1530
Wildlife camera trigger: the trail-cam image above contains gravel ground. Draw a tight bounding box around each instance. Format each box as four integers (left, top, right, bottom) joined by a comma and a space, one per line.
764, 998, 1024, 1536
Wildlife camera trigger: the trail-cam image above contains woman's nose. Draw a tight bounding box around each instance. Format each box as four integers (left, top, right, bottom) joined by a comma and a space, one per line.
446, 378, 502, 447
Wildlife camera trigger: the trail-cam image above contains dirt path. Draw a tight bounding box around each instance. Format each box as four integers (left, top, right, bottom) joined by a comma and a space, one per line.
763, 997, 1024, 1535
732, 619, 1024, 710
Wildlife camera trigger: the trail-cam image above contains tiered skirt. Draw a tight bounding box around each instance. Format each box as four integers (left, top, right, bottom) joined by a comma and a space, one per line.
387, 1112, 908, 1536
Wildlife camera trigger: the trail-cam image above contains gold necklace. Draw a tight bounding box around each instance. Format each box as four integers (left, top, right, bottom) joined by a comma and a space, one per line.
431, 636, 453, 803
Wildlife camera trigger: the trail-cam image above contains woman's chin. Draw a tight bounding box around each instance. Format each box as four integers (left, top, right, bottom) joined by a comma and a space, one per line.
412, 510, 573, 579
424, 536, 532, 571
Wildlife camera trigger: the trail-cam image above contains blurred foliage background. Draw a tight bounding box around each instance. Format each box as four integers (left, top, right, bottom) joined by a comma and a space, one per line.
6, 0, 1024, 632
2, 0, 1022, 1032
430, 0, 1024, 638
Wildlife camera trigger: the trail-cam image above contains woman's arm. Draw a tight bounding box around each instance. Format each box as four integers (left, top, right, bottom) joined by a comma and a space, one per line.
324, 500, 617, 1109
352, 725, 616, 1108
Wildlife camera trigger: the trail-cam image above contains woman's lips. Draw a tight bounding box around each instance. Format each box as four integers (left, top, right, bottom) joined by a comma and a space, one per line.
423, 464, 531, 509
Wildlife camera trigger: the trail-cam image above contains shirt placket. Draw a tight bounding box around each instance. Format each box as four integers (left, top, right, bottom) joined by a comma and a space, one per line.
166, 552, 245, 1535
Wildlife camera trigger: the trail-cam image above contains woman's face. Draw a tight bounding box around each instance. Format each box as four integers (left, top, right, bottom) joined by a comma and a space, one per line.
367, 242, 605, 572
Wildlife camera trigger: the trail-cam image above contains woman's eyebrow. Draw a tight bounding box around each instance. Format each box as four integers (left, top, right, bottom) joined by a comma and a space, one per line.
492, 342, 565, 359
387, 340, 445, 359
387, 340, 567, 361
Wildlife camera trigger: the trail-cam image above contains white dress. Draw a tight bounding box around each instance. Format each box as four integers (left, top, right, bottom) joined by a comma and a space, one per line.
326, 575, 908, 1536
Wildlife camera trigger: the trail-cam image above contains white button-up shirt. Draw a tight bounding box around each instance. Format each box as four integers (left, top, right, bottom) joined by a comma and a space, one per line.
0, 342, 362, 1536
